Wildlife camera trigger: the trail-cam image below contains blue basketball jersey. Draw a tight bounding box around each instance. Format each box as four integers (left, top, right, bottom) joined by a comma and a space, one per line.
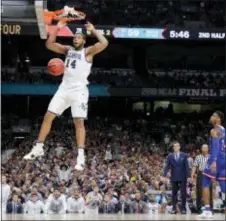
209, 125, 226, 160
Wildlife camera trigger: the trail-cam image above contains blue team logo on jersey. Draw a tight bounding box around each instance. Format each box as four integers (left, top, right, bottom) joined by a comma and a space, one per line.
80, 103, 88, 112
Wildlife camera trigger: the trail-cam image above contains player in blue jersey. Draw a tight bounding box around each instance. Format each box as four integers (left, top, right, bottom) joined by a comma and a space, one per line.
198, 111, 226, 219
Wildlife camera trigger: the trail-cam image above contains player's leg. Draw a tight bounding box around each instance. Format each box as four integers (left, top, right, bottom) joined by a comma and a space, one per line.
73, 118, 86, 170
202, 178, 211, 208
23, 111, 57, 160
38, 111, 57, 142
219, 180, 226, 193
217, 159, 226, 193
71, 87, 88, 171
198, 163, 215, 218
23, 88, 70, 160
74, 119, 86, 148
217, 159, 226, 212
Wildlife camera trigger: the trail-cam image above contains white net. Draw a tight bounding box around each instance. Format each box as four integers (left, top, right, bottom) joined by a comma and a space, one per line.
35, 0, 47, 39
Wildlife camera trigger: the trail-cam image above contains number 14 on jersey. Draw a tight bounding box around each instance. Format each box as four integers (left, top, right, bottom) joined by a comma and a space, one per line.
66, 59, 76, 69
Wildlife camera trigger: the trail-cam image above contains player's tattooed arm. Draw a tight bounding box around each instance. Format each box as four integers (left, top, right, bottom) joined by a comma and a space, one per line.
85, 23, 108, 57
46, 21, 70, 55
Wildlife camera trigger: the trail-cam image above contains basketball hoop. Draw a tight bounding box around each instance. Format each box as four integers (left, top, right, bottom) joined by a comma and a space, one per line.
44, 6, 86, 25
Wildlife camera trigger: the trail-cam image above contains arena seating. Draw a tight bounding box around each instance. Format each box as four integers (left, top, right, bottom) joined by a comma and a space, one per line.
2, 66, 225, 88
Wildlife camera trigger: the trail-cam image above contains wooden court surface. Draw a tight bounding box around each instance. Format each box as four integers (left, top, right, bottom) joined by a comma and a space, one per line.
2, 213, 225, 220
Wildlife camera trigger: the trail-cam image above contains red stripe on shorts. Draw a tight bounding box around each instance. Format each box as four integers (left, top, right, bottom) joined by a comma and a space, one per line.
203, 173, 216, 179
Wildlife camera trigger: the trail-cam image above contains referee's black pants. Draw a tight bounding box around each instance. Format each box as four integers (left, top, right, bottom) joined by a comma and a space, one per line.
196, 171, 213, 212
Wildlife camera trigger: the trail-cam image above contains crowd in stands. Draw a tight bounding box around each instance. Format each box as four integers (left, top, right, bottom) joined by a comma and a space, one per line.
1, 111, 225, 215
48, 0, 225, 28
2, 66, 225, 89
147, 70, 225, 89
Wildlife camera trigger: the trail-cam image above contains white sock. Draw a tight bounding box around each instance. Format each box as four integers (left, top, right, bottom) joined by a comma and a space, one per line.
36, 142, 44, 148
78, 148, 84, 156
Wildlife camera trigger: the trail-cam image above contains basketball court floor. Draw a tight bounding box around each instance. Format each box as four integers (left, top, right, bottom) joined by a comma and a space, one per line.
2, 213, 226, 220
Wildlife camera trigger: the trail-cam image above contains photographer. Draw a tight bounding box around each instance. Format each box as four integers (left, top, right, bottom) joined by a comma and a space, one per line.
24, 193, 45, 214
85, 186, 102, 215
67, 189, 85, 213
115, 194, 131, 214
44, 189, 67, 214
55, 164, 72, 182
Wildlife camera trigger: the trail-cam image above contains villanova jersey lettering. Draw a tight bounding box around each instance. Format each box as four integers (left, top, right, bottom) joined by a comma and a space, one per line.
66, 51, 82, 60
61, 47, 92, 89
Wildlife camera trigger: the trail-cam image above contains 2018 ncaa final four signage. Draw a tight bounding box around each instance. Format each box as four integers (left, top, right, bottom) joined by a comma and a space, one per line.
0, 23, 39, 35
109, 88, 226, 98
2, 84, 225, 98
141, 88, 226, 97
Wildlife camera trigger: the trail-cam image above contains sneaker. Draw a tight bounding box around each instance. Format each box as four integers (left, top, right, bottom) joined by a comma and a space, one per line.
63, 6, 74, 14
170, 210, 177, 214
23, 142, 44, 160
62, 6, 79, 17
197, 211, 213, 219
75, 154, 85, 171
61, 6, 85, 20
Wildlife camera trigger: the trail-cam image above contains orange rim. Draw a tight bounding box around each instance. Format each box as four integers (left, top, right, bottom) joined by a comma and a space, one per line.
44, 9, 86, 25
44, 15, 53, 25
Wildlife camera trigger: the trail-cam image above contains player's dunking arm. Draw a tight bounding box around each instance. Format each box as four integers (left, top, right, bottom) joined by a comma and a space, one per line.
85, 23, 108, 57
209, 128, 221, 162
46, 21, 69, 55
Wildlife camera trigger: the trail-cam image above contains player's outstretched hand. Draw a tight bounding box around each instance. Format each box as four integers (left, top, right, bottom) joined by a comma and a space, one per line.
57, 20, 67, 29
85, 23, 95, 32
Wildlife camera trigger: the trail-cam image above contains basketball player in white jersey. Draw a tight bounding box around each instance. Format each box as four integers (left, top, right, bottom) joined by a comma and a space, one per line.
23, 20, 108, 171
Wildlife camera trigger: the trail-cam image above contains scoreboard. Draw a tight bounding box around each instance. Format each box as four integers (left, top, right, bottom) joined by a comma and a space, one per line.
1, 22, 225, 41
86, 27, 225, 40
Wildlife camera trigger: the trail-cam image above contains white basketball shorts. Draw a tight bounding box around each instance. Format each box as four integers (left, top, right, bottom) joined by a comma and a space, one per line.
48, 85, 89, 119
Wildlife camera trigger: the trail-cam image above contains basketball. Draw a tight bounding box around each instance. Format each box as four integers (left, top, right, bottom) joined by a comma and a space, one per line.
47, 58, 64, 76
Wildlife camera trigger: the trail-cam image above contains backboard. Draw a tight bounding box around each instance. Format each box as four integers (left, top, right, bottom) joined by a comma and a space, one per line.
1, 0, 47, 39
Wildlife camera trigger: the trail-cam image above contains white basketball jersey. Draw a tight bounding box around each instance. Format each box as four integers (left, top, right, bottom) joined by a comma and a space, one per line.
61, 47, 92, 90
148, 203, 159, 214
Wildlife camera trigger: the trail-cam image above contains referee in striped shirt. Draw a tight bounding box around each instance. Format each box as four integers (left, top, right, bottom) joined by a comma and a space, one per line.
191, 144, 213, 213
